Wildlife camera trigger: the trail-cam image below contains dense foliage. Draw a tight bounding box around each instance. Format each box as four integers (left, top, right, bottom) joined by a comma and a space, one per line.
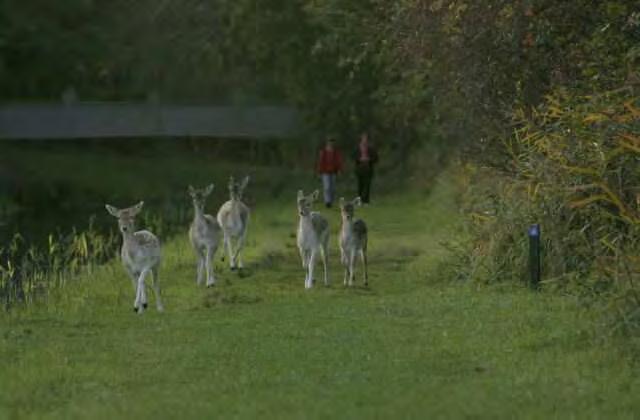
0, 0, 298, 103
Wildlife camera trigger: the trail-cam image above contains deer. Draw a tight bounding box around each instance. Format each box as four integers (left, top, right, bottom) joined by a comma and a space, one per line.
188, 184, 222, 287
217, 175, 250, 271
339, 197, 368, 287
105, 201, 163, 313
296, 190, 330, 288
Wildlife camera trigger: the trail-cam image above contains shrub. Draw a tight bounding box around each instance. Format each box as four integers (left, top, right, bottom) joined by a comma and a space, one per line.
457, 88, 640, 333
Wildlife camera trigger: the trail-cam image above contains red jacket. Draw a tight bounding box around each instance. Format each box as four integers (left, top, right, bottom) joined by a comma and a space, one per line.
316, 147, 343, 174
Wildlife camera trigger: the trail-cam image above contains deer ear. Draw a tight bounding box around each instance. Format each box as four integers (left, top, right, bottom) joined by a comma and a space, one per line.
131, 201, 144, 215
204, 184, 215, 196
353, 197, 362, 207
311, 190, 320, 201
297, 190, 304, 199
240, 176, 250, 190
339, 197, 345, 207
105, 204, 120, 217
188, 185, 195, 196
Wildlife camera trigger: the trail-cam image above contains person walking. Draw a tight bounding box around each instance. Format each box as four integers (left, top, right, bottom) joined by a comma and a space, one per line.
352, 131, 378, 204
316, 137, 343, 208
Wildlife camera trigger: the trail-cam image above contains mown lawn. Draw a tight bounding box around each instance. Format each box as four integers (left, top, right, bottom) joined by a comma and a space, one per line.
2, 174, 640, 419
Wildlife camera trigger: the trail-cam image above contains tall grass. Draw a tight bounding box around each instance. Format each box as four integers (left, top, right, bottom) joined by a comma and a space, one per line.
0, 222, 119, 308
455, 87, 640, 335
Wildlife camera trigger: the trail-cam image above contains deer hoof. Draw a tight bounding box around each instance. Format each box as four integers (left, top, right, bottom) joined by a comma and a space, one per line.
133, 307, 138, 313
143, 303, 148, 309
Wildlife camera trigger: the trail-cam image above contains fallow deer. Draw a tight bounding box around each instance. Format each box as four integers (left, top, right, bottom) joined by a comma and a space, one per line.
217, 176, 250, 270
296, 190, 330, 288
188, 184, 222, 287
339, 197, 368, 286
105, 201, 163, 313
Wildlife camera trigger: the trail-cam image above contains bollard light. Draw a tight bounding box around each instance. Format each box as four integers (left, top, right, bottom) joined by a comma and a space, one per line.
528, 224, 541, 290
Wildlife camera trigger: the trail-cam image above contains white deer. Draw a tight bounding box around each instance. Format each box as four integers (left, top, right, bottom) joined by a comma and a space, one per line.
217, 175, 250, 270
105, 201, 163, 313
296, 190, 330, 288
339, 197, 368, 287
189, 184, 222, 287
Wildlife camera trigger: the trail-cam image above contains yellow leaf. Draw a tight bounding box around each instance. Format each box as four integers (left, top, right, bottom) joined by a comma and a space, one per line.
559, 164, 600, 176
583, 113, 609, 123
623, 99, 640, 118
619, 141, 640, 154
600, 237, 619, 253
568, 194, 609, 209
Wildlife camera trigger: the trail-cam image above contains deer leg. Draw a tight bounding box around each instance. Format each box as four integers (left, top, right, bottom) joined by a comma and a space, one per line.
304, 249, 312, 268
206, 246, 216, 287
348, 251, 356, 287
306, 251, 317, 289
300, 248, 310, 286
299, 247, 307, 268
233, 231, 247, 269
140, 269, 149, 309
221, 232, 229, 263
196, 248, 205, 285
197, 258, 204, 285
135, 270, 148, 313
226, 234, 237, 270
151, 267, 164, 312
131, 270, 139, 311
360, 249, 368, 286
134, 282, 141, 312
343, 258, 349, 286
321, 242, 329, 287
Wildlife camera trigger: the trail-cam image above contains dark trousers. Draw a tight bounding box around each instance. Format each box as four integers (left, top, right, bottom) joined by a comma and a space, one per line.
356, 164, 373, 203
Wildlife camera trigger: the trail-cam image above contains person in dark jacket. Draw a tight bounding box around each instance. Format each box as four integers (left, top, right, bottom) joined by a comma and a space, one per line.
352, 131, 378, 204
316, 137, 344, 208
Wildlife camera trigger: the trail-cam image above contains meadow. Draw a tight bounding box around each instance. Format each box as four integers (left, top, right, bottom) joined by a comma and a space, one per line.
2, 152, 640, 419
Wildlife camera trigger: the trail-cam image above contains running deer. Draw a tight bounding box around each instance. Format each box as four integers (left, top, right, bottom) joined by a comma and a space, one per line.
296, 190, 330, 288
189, 184, 222, 287
339, 197, 368, 286
105, 201, 163, 313
217, 175, 250, 270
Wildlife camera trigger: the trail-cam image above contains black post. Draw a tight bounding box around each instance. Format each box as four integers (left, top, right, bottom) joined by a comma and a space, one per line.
528, 224, 541, 290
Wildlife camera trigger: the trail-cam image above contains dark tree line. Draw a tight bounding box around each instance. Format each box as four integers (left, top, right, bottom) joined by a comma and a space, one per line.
2, 0, 638, 143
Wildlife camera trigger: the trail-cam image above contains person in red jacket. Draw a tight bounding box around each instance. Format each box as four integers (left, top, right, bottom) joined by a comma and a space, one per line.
316, 137, 343, 208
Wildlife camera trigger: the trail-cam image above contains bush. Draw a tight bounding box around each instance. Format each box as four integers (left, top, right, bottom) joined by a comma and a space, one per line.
457, 88, 640, 333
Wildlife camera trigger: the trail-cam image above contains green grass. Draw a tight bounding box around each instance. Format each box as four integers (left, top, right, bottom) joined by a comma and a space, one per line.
2, 172, 640, 419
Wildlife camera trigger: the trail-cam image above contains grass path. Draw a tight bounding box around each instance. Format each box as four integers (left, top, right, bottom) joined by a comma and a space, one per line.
2, 176, 640, 419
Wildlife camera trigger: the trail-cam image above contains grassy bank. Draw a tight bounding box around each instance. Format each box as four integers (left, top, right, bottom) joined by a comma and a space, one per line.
2, 171, 640, 419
